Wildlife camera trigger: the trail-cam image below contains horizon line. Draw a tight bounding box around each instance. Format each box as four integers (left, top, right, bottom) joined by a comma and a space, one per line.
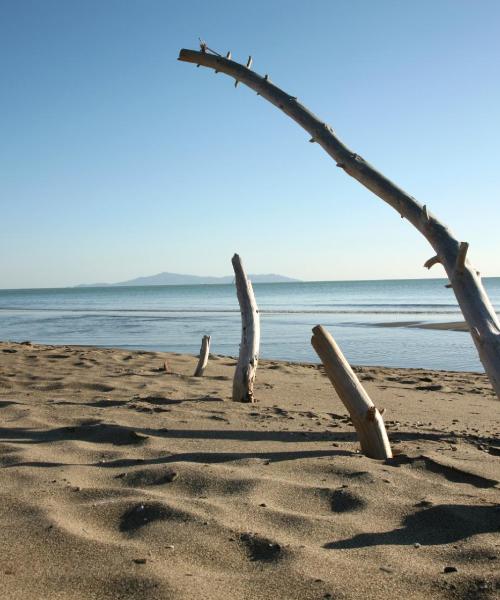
2, 274, 500, 292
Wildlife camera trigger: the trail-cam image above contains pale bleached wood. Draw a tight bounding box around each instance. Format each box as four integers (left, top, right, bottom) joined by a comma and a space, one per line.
311, 325, 392, 460
194, 335, 211, 377
232, 254, 260, 402
178, 47, 500, 400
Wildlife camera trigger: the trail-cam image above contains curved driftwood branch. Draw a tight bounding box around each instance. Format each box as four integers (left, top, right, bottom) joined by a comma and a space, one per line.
194, 335, 211, 377
178, 47, 500, 399
232, 254, 260, 402
311, 325, 392, 459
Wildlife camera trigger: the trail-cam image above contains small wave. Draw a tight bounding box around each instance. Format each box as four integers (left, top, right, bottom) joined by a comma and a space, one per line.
0, 307, 463, 316
312, 303, 460, 309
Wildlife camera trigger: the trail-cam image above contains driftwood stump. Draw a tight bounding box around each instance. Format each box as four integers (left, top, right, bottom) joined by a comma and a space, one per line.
194, 335, 211, 377
232, 254, 260, 402
311, 325, 392, 460
179, 46, 500, 401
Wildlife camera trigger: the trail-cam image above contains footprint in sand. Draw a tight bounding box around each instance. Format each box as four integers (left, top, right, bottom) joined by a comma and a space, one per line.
115, 468, 178, 487
119, 502, 189, 532
329, 488, 367, 513
415, 384, 446, 392
0, 400, 19, 408
87, 399, 128, 408
64, 423, 148, 446
67, 382, 116, 392
239, 532, 283, 562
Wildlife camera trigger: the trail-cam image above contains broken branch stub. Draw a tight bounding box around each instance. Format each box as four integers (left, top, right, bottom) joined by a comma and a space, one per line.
194, 335, 211, 377
178, 47, 500, 400
311, 325, 392, 460
232, 254, 260, 402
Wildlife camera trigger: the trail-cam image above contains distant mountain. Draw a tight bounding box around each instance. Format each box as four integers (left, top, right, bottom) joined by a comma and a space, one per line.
77, 271, 300, 287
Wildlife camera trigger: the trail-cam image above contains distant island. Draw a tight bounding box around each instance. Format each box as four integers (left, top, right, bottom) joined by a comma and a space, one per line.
77, 271, 300, 287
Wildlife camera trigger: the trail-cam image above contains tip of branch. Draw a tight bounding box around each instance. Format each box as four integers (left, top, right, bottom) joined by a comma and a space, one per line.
424, 255, 441, 270
455, 241, 469, 273
311, 325, 326, 336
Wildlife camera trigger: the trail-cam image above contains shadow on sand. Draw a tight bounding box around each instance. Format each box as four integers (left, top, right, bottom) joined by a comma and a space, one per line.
324, 503, 500, 548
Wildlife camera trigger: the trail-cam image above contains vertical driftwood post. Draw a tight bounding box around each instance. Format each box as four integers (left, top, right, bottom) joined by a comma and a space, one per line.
232, 254, 260, 402
311, 325, 392, 460
194, 335, 211, 377
178, 47, 500, 401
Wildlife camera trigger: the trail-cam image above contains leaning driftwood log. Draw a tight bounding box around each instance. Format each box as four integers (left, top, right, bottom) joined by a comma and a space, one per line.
194, 335, 211, 377
232, 253, 260, 402
311, 325, 392, 460
178, 46, 500, 400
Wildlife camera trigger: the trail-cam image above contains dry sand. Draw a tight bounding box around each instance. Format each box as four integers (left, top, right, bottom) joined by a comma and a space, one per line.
0, 340, 498, 599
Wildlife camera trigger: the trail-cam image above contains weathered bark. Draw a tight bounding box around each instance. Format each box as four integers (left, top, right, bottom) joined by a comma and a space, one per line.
194, 335, 211, 377
178, 47, 500, 400
232, 253, 260, 402
312, 325, 392, 459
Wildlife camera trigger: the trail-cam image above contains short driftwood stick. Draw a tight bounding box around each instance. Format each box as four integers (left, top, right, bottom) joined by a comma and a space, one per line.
232, 254, 260, 402
194, 335, 211, 377
311, 325, 392, 460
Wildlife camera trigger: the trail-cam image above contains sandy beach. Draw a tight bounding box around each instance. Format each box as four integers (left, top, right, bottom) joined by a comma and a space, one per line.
1, 340, 498, 599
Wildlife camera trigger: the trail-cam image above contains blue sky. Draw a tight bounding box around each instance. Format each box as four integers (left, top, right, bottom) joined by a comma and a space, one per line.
1, 0, 499, 288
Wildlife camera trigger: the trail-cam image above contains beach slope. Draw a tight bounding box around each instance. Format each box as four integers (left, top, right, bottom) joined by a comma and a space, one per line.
0, 341, 498, 599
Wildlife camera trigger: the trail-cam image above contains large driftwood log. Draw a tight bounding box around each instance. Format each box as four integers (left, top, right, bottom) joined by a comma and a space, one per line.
311, 325, 392, 460
232, 254, 260, 402
194, 335, 211, 377
178, 47, 500, 400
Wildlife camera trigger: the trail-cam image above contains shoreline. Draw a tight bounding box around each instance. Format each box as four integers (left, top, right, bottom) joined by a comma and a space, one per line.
375, 320, 469, 332
0, 338, 483, 375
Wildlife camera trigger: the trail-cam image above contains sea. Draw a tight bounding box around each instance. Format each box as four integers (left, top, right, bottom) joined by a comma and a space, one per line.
1, 278, 499, 372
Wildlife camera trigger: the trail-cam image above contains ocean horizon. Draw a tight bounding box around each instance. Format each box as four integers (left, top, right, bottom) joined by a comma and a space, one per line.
1, 277, 499, 372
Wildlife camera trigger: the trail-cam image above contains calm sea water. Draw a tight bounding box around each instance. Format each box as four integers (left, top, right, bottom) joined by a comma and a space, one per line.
1, 278, 499, 371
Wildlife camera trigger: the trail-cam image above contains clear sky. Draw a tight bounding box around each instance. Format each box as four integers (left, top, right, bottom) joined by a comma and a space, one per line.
1, 0, 499, 288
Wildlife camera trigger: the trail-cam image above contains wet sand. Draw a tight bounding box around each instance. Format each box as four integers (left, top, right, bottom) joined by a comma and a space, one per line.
375, 321, 469, 332
0, 341, 498, 599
